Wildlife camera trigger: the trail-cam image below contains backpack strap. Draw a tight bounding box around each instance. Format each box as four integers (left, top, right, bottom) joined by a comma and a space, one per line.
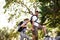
30, 15, 33, 24
34, 16, 38, 22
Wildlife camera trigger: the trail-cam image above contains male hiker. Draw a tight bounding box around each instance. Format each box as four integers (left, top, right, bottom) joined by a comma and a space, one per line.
30, 11, 47, 40
18, 18, 30, 40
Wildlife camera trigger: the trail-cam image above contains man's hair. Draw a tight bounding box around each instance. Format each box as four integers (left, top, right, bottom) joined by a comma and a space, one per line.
35, 11, 39, 13
24, 18, 29, 21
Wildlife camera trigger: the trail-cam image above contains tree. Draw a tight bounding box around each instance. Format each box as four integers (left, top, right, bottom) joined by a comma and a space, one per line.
38, 0, 60, 27
38, 0, 60, 36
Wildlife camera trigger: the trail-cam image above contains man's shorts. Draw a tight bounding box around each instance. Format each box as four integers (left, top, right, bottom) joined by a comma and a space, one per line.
32, 26, 38, 35
38, 25, 43, 29
32, 25, 43, 35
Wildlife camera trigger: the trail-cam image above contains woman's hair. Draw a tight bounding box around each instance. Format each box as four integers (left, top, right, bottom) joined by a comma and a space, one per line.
24, 18, 29, 21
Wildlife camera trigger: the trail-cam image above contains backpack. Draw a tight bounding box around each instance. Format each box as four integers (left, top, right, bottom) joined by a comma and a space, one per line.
18, 21, 23, 26
30, 15, 38, 24
18, 21, 26, 32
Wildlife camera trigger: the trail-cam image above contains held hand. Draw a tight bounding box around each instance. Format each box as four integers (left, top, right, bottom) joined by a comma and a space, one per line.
27, 27, 34, 31
30, 27, 34, 31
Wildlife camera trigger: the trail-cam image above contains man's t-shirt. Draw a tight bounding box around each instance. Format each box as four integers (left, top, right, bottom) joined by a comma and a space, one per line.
30, 15, 40, 27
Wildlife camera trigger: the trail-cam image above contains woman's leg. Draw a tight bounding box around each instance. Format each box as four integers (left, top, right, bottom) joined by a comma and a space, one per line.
20, 32, 24, 40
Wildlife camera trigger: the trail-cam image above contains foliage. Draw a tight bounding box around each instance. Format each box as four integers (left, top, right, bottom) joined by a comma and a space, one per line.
0, 27, 19, 40
38, 0, 60, 28
37, 0, 60, 38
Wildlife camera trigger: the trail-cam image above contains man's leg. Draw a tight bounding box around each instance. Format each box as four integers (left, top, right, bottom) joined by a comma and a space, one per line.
42, 25, 47, 36
32, 35, 38, 40
38, 25, 47, 36
32, 26, 38, 40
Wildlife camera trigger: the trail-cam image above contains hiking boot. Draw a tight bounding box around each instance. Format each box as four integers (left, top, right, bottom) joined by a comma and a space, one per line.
45, 34, 50, 37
